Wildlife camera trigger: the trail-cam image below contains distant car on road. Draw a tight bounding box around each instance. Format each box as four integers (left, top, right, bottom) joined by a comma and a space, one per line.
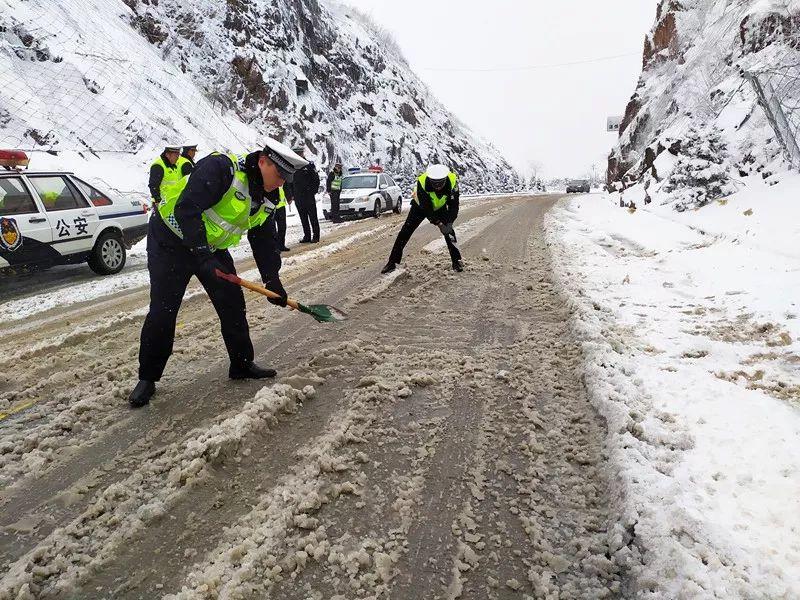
0, 150, 148, 275
321, 168, 403, 220
566, 180, 591, 193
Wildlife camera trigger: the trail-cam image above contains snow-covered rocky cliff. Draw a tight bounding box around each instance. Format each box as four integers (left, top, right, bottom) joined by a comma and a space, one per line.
0, 0, 519, 193
608, 0, 800, 210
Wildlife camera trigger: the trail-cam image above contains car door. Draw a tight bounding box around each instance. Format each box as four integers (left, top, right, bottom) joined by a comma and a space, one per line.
27, 175, 100, 257
0, 175, 54, 269
379, 174, 393, 211
384, 175, 401, 205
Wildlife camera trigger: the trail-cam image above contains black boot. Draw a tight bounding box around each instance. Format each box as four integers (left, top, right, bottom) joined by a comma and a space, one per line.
381, 262, 397, 274
279, 245, 291, 252
452, 260, 464, 272
229, 361, 277, 380
299, 238, 312, 244
128, 380, 155, 408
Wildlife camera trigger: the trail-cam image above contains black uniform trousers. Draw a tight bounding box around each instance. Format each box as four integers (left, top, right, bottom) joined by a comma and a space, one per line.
296, 198, 320, 241
138, 220, 253, 381
272, 205, 287, 248
388, 202, 462, 265
330, 191, 341, 221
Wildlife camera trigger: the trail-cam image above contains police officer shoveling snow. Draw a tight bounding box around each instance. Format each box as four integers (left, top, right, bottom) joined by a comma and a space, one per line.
128, 138, 307, 408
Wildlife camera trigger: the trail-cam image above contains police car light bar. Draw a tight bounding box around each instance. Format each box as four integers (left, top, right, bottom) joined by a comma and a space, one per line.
0, 150, 30, 169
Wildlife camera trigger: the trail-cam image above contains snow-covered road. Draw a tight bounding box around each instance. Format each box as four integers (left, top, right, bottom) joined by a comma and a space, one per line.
0, 194, 627, 599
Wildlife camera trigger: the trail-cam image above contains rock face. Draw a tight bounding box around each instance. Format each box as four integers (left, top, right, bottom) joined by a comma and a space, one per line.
608, 0, 800, 192
0, 0, 519, 193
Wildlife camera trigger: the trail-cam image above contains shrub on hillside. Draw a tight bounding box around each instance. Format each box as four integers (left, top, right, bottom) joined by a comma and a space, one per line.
661, 124, 734, 211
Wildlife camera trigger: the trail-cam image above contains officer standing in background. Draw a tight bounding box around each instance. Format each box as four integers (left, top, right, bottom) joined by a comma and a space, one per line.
290, 145, 321, 243
272, 185, 290, 252
326, 161, 343, 222
381, 164, 464, 274
128, 139, 308, 408
181, 144, 198, 174
148, 144, 185, 209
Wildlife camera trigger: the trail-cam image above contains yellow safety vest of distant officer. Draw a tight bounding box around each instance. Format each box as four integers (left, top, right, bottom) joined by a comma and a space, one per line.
39, 191, 60, 207
148, 145, 192, 208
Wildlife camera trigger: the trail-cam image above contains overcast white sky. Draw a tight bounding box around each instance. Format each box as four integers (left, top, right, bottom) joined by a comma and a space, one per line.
342, 0, 659, 179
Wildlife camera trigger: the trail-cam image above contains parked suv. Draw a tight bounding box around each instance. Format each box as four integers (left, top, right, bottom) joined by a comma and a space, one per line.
322, 169, 403, 220
0, 151, 148, 275
566, 180, 591, 193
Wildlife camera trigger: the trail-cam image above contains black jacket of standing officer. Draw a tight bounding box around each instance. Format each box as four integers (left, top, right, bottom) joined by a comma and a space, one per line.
181, 144, 198, 174
287, 146, 321, 243
129, 141, 307, 408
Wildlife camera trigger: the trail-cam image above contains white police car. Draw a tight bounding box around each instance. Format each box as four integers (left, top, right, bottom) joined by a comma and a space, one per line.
321, 167, 403, 220
0, 150, 148, 275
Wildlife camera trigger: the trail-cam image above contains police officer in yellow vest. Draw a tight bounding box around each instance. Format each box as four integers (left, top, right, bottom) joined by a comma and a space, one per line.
382, 164, 464, 274
128, 138, 308, 408
181, 144, 198, 173
148, 145, 192, 209
326, 162, 343, 222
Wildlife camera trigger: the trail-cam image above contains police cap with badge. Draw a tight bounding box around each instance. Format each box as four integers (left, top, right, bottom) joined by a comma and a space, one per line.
262, 138, 307, 183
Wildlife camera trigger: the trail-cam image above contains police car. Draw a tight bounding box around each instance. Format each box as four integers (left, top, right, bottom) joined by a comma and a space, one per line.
0, 150, 148, 275
321, 167, 403, 220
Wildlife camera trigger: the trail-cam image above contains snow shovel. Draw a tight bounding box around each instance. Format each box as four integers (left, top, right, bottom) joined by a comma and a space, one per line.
215, 270, 347, 323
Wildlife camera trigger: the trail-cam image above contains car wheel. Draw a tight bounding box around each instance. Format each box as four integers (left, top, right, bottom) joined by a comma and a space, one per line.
393, 196, 402, 214
88, 230, 126, 275
373, 198, 381, 218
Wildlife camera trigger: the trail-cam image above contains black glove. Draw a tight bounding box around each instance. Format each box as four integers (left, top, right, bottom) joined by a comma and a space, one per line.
190, 245, 226, 280
265, 278, 288, 307
438, 222, 454, 236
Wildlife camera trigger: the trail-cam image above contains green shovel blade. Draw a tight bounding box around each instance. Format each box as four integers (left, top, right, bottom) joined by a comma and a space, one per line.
297, 302, 348, 323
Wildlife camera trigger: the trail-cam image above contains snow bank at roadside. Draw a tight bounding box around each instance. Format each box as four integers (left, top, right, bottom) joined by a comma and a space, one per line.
545, 181, 800, 597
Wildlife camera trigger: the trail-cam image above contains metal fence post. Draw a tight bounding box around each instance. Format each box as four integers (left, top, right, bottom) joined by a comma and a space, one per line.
746, 71, 800, 170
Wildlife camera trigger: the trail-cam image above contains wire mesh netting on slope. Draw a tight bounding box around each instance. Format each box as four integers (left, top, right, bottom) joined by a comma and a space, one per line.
0, 0, 250, 153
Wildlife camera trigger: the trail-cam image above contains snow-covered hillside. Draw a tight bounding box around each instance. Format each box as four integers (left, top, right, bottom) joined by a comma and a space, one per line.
608, 0, 800, 209
0, 0, 518, 193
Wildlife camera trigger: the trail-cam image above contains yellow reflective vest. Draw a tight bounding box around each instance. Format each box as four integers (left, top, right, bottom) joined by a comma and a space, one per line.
414, 172, 458, 211
151, 156, 186, 204
158, 153, 275, 250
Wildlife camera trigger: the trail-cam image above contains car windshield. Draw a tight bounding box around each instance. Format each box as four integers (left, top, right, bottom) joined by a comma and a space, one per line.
342, 175, 377, 190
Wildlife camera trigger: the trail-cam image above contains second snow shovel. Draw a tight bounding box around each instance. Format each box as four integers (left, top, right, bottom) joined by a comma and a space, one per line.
438, 223, 461, 254
215, 270, 347, 323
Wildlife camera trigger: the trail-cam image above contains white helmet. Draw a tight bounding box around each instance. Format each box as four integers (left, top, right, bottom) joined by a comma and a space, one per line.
426, 164, 450, 181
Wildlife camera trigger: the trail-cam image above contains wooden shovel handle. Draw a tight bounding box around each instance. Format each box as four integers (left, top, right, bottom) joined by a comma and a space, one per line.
215, 269, 299, 310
